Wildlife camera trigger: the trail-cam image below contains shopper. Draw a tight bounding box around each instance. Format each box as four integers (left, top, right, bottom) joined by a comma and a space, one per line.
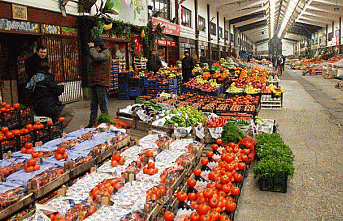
25, 45, 49, 81
147, 50, 162, 73
181, 50, 195, 83
277, 54, 284, 76
26, 62, 75, 129
86, 38, 112, 128
281, 55, 286, 72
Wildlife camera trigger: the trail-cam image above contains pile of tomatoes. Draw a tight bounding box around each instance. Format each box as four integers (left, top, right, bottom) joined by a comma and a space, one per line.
111, 153, 126, 167
89, 178, 123, 201
172, 138, 257, 221
142, 161, 158, 175
21, 142, 34, 154
24, 158, 40, 173
226, 95, 260, 106
146, 185, 166, 201
55, 147, 68, 160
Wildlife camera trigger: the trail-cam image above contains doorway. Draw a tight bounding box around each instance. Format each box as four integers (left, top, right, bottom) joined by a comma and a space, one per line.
0, 33, 40, 106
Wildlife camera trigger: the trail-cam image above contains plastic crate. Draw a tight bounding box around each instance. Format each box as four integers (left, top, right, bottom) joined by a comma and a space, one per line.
199, 85, 223, 97
18, 108, 34, 127
0, 109, 19, 129
128, 87, 144, 97
258, 173, 288, 193
144, 79, 158, 87
0, 137, 20, 159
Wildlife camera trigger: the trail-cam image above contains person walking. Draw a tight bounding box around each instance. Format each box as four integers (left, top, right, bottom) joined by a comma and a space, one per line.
147, 50, 162, 73
277, 54, 284, 76
25, 45, 49, 81
181, 50, 195, 83
26, 62, 75, 129
86, 38, 112, 128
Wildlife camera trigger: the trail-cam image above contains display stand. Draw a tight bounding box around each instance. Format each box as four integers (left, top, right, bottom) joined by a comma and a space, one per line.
261, 93, 283, 109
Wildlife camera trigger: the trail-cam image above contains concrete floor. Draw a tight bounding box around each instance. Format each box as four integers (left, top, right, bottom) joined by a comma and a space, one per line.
63, 67, 343, 220
236, 67, 343, 221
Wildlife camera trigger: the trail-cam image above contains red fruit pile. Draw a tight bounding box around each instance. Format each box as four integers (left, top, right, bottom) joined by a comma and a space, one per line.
143, 162, 158, 175
24, 158, 40, 173
111, 153, 125, 167
55, 147, 68, 160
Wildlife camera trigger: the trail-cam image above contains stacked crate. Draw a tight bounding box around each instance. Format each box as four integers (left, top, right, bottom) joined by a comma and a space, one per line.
145, 79, 158, 98
110, 60, 119, 95
118, 73, 129, 100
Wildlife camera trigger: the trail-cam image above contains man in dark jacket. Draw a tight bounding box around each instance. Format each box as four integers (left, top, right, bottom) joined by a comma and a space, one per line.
181, 51, 195, 83
86, 38, 112, 128
26, 62, 75, 129
147, 50, 162, 73
25, 45, 49, 81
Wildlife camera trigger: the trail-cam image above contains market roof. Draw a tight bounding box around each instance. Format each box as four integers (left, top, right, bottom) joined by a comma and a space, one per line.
216, 0, 343, 43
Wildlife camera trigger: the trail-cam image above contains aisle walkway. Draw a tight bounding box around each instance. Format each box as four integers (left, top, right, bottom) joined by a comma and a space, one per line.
236, 67, 343, 220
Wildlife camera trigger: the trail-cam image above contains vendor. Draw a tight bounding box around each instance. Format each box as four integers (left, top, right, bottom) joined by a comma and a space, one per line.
181, 50, 195, 83
147, 50, 162, 74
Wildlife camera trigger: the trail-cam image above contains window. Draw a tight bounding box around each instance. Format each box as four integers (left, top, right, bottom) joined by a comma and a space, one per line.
181, 6, 191, 27
198, 16, 206, 32
210, 22, 216, 35
219, 27, 223, 38
151, 0, 170, 21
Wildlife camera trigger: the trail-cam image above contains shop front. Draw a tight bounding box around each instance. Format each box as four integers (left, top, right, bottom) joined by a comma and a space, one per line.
0, 2, 80, 105
198, 41, 209, 61
152, 17, 180, 67
211, 44, 220, 61
179, 37, 197, 62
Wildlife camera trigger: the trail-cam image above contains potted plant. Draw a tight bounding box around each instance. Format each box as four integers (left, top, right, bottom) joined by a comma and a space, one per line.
254, 133, 294, 193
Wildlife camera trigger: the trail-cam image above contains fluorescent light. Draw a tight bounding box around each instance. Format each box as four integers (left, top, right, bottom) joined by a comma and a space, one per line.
270, 0, 276, 38
277, 0, 300, 38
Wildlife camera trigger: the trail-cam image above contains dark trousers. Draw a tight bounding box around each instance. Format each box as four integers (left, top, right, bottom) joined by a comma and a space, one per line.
89, 85, 109, 125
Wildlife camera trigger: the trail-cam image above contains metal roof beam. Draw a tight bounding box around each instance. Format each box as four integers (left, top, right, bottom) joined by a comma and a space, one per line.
312, 0, 343, 7
228, 11, 266, 24
296, 17, 329, 27
223, 4, 267, 20
237, 20, 268, 32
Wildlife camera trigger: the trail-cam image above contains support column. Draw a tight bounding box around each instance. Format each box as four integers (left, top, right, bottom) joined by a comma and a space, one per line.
195, 0, 199, 58
207, 4, 211, 60
339, 17, 342, 54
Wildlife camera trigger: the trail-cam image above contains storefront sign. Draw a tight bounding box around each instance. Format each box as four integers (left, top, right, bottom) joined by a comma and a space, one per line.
12, 4, 27, 20
42, 24, 61, 35
61, 27, 78, 36
156, 39, 176, 47
167, 41, 176, 47
152, 17, 180, 36
0, 19, 40, 33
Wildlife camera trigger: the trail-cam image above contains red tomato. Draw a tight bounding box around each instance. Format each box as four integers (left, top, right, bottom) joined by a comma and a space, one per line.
193, 168, 201, 176
201, 158, 209, 165
163, 211, 175, 221
176, 191, 187, 202
188, 192, 197, 201
187, 178, 196, 187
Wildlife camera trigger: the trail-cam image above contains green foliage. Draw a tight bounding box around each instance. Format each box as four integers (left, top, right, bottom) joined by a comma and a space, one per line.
95, 114, 117, 125
164, 106, 206, 127
254, 133, 295, 178
221, 122, 246, 144
142, 21, 165, 58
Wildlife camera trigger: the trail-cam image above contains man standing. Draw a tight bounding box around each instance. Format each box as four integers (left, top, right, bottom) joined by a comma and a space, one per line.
147, 50, 162, 73
181, 50, 195, 83
25, 45, 48, 81
86, 38, 112, 128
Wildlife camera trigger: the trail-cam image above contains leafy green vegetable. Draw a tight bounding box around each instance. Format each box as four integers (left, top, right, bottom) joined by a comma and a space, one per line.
254, 133, 295, 179
221, 122, 246, 144
95, 114, 117, 125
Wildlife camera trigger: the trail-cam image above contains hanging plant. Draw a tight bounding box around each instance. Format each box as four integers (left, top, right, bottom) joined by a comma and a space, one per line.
142, 21, 165, 58
91, 20, 104, 37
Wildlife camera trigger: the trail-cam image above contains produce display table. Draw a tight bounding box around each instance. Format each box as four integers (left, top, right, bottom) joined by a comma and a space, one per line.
0, 128, 130, 220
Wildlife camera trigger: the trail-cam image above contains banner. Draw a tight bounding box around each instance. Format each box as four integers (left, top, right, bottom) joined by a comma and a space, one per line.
152, 17, 180, 36
93, 0, 148, 27
0, 18, 40, 33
